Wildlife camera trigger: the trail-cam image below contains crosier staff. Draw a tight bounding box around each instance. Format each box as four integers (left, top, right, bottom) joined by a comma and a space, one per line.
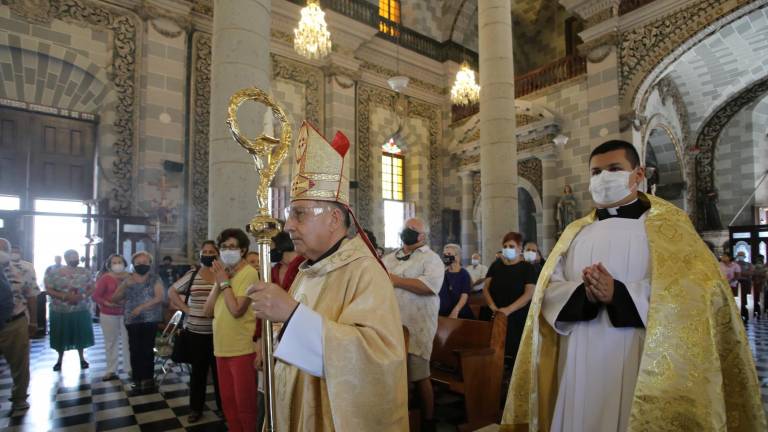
226, 88, 291, 432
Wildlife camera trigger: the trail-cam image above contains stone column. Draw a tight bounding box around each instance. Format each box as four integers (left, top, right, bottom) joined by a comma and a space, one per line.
459, 171, 477, 264
541, 157, 559, 254
208, 0, 272, 235
479, 0, 518, 262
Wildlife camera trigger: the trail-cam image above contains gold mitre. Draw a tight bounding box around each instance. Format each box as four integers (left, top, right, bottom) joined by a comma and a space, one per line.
290, 121, 350, 206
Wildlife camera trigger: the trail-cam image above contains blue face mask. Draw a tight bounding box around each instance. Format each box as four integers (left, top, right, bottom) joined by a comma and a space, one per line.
502, 247, 517, 260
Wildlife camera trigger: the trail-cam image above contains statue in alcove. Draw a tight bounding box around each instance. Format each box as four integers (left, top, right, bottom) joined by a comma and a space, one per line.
555, 185, 578, 238
700, 188, 723, 231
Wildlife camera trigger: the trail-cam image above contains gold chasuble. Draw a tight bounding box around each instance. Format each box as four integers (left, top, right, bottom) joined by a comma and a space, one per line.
501, 194, 766, 432
274, 235, 409, 431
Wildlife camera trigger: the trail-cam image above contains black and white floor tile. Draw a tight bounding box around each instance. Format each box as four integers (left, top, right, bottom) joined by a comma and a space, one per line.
0, 324, 224, 432
2, 316, 768, 432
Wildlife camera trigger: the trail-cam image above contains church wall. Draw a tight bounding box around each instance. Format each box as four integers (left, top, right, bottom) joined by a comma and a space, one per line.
716, 101, 759, 227
400, 0, 443, 42
753, 96, 768, 207
512, 2, 568, 75
138, 25, 187, 255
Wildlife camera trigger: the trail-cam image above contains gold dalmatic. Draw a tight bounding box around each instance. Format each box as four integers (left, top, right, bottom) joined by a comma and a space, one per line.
501, 194, 767, 432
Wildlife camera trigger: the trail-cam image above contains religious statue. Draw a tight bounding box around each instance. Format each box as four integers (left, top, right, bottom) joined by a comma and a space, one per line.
555, 185, 577, 237
700, 188, 723, 231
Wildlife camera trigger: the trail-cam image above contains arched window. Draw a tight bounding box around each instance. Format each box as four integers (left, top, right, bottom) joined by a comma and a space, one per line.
382, 138, 405, 248
379, 0, 400, 36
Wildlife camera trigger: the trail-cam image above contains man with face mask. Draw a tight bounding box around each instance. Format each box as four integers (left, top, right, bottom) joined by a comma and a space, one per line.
501, 140, 766, 431
0, 238, 38, 413
466, 252, 489, 292
382, 217, 444, 432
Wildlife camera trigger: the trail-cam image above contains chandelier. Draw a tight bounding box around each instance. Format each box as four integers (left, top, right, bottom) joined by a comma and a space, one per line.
450, 62, 480, 106
293, 0, 332, 60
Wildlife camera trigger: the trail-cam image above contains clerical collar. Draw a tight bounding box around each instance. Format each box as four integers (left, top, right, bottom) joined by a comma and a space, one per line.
305, 237, 345, 267
595, 198, 650, 221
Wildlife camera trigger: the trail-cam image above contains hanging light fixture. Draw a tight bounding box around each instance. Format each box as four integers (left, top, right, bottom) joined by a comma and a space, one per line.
450, 62, 480, 106
293, 0, 332, 60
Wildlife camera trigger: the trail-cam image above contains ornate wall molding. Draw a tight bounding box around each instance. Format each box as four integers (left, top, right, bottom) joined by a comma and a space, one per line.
619, 0, 761, 113
578, 32, 618, 63
519, 158, 543, 198
271, 54, 324, 130
360, 61, 447, 96
137, 3, 191, 38
4, 0, 54, 24
695, 74, 768, 226
355, 82, 442, 245
49, 0, 140, 215
187, 31, 211, 254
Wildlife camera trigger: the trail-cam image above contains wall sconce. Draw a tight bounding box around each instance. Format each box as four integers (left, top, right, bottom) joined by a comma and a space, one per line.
553, 134, 569, 149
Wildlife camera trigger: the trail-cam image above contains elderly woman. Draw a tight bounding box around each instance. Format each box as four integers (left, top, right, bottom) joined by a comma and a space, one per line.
438, 243, 474, 319
482, 232, 536, 368
91, 254, 131, 381
45, 249, 95, 371
112, 251, 164, 393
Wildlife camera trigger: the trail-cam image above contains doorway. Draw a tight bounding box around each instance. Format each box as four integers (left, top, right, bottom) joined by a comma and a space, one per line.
32, 199, 89, 286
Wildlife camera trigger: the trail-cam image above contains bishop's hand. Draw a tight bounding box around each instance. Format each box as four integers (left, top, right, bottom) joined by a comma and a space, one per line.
584, 263, 614, 304
247, 281, 298, 322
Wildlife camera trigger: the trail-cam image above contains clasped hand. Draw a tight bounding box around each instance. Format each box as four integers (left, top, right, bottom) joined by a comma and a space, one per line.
247, 281, 298, 323
582, 262, 614, 304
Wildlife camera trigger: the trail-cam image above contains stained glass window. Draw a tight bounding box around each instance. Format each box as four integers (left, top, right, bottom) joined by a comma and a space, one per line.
382, 140, 404, 201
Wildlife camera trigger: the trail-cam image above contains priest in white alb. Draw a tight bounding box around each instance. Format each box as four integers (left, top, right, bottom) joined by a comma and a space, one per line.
501, 140, 766, 432
246, 122, 408, 431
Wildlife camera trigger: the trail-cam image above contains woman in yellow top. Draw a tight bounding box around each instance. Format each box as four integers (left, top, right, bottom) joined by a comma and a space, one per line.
204, 228, 260, 432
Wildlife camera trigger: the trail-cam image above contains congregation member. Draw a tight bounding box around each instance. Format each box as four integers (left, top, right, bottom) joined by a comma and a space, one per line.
91, 254, 131, 381
158, 255, 180, 289
45, 255, 63, 278
438, 243, 474, 319
270, 231, 305, 290
753, 254, 767, 317
523, 241, 546, 279
0, 238, 38, 413
248, 123, 407, 430
168, 240, 222, 423
735, 250, 755, 321
111, 251, 164, 394
203, 228, 259, 432
383, 217, 443, 431
9, 246, 35, 275
466, 252, 488, 292
501, 140, 766, 431
481, 232, 536, 368
245, 251, 260, 271
45, 249, 95, 372
720, 253, 741, 295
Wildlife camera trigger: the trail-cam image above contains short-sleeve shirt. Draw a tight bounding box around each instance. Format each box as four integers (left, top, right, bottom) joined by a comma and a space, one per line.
123, 274, 163, 324
2, 260, 40, 317
173, 269, 215, 335
465, 263, 489, 291
438, 268, 473, 318
45, 266, 92, 314
720, 262, 741, 287
213, 264, 260, 357
92, 273, 125, 315
383, 245, 444, 361
487, 260, 536, 323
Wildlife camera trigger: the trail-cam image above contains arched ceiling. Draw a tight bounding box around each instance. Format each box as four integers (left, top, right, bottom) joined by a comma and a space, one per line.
664, 6, 768, 136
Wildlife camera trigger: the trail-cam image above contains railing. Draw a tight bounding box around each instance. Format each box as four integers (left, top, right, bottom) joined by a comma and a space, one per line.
286, 0, 479, 67
451, 55, 587, 123
618, 0, 657, 15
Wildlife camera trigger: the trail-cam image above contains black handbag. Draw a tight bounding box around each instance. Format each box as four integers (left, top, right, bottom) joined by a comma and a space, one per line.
171, 268, 199, 364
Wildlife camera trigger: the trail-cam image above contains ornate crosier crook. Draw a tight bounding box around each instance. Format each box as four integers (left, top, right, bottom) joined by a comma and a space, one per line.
226, 88, 291, 432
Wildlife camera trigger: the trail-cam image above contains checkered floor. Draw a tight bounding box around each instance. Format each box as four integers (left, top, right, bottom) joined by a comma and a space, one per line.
0, 323, 224, 432
2, 316, 768, 431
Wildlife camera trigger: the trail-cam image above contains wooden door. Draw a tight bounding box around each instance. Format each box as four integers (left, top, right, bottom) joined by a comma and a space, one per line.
0, 109, 28, 196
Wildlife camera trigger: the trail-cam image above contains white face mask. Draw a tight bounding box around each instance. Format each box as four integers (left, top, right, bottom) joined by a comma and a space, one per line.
0, 251, 9, 265
502, 247, 517, 260
220, 250, 242, 266
471, 259, 480, 266
523, 251, 537, 262
589, 170, 634, 206
111, 264, 125, 273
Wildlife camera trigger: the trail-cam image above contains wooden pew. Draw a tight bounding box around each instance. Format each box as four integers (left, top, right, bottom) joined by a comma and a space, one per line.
430, 313, 507, 432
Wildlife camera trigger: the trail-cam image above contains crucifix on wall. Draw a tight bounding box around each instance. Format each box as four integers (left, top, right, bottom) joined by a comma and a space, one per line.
150, 174, 180, 225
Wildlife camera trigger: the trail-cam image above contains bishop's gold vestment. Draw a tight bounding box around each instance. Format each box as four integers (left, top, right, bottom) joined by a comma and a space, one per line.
274, 235, 409, 431
501, 194, 767, 432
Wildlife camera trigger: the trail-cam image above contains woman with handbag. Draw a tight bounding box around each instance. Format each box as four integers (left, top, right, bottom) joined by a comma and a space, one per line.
168, 240, 223, 423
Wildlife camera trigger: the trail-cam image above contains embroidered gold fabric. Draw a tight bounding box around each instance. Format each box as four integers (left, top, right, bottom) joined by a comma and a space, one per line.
291, 122, 350, 206
500, 194, 767, 432
273, 235, 409, 431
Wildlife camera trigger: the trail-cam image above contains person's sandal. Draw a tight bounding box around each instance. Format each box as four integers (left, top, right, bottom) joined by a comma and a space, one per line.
52, 362, 61, 372
188, 411, 203, 423
80, 360, 90, 369
101, 373, 118, 381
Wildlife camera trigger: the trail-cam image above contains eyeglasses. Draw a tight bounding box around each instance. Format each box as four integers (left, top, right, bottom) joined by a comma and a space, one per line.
284, 206, 331, 223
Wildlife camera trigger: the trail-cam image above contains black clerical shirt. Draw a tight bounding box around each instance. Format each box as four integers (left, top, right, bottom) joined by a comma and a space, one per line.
556, 198, 649, 328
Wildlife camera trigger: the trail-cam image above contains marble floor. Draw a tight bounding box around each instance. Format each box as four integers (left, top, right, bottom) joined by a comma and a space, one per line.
2, 317, 768, 431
